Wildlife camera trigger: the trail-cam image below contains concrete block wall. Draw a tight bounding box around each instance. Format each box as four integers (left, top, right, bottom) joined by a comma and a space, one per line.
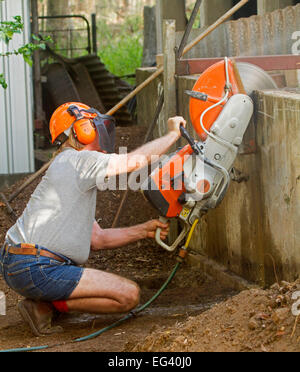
194, 90, 300, 286
136, 68, 300, 286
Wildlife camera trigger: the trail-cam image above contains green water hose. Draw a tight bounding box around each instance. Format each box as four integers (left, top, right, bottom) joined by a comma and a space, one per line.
0, 262, 181, 353
75, 261, 181, 343
0, 220, 199, 353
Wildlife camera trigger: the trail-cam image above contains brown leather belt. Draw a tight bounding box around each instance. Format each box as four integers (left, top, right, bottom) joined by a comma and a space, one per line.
4, 243, 66, 263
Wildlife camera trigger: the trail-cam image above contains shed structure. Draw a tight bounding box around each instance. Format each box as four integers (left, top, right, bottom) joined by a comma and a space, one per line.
0, 0, 34, 176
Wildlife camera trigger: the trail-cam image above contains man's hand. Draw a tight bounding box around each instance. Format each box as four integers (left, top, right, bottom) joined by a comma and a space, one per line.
143, 220, 170, 241
168, 116, 187, 138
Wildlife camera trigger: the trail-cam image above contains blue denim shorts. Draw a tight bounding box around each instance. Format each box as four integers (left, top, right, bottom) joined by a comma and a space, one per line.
0, 244, 83, 302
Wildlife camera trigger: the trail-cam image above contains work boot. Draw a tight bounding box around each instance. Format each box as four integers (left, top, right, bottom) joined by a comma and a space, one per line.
18, 299, 64, 337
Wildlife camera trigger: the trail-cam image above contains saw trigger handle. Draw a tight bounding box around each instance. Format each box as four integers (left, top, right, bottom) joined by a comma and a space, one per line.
155, 217, 189, 252
180, 125, 200, 155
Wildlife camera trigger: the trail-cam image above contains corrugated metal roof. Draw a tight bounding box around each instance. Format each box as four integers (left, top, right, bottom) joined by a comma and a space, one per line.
0, 0, 34, 175
178, 3, 300, 59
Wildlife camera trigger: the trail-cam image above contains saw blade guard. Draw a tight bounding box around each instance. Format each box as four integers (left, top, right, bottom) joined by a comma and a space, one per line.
189, 59, 241, 141
188, 58, 278, 142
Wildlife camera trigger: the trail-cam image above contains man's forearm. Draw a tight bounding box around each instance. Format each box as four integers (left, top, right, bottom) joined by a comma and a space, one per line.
91, 224, 147, 251
128, 131, 179, 170
107, 131, 179, 177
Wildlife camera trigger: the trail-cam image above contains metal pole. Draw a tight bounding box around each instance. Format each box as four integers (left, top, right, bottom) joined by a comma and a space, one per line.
30, 0, 45, 133
176, 0, 203, 59
91, 13, 97, 55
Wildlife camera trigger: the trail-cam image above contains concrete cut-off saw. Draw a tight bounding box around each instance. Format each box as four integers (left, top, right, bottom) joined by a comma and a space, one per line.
142, 57, 277, 252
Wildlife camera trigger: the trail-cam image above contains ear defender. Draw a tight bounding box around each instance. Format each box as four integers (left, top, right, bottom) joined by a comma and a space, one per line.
73, 119, 96, 145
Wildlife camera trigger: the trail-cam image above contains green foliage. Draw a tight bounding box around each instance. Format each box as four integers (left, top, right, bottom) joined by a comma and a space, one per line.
0, 74, 7, 89
0, 15, 23, 43
186, 2, 201, 29
0, 3, 50, 89
98, 15, 144, 85
1, 35, 50, 66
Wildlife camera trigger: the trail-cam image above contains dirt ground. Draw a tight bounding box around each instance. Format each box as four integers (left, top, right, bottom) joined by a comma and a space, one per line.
128, 281, 300, 353
0, 125, 299, 352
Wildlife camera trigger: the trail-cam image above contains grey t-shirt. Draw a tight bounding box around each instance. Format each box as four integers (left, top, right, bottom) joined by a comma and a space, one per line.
6, 148, 111, 265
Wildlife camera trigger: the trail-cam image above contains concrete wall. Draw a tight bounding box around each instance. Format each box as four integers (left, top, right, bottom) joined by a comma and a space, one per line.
142, 6, 157, 67
156, 0, 186, 53
198, 0, 295, 25
195, 89, 300, 286
257, 0, 295, 14
177, 3, 300, 88
136, 67, 300, 286
200, 0, 232, 27
179, 4, 300, 59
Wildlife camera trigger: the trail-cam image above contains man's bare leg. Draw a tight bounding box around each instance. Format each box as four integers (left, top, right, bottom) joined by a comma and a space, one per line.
18, 269, 139, 336
66, 268, 140, 314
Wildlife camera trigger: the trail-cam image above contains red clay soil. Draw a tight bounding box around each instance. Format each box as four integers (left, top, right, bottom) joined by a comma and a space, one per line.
0, 125, 299, 352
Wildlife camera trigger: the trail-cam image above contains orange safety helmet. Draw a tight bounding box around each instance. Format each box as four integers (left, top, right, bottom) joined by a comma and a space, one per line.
49, 102, 116, 153
49, 102, 97, 144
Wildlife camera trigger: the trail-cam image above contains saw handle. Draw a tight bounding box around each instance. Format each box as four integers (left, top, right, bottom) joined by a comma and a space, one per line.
180, 125, 200, 155
155, 217, 190, 252
185, 90, 208, 102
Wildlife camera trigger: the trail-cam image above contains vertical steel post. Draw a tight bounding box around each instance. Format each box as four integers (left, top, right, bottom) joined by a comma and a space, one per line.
30, 0, 45, 135
91, 13, 97, 55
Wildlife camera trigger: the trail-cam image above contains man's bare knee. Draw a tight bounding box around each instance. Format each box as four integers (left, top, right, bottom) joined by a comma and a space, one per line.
119, 282, 140, 312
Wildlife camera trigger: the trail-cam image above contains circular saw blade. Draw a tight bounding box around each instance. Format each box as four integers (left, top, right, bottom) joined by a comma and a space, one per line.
236, 62, 278, 96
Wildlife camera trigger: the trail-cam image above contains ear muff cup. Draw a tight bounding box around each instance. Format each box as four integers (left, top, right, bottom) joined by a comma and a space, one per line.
73, 119, 96, 145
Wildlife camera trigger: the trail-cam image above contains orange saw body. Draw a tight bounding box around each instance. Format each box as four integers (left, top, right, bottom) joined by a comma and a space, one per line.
144, 58, 249, 216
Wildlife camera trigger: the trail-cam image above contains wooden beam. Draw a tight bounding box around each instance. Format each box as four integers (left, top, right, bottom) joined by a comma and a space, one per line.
163, 20, 177, 125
